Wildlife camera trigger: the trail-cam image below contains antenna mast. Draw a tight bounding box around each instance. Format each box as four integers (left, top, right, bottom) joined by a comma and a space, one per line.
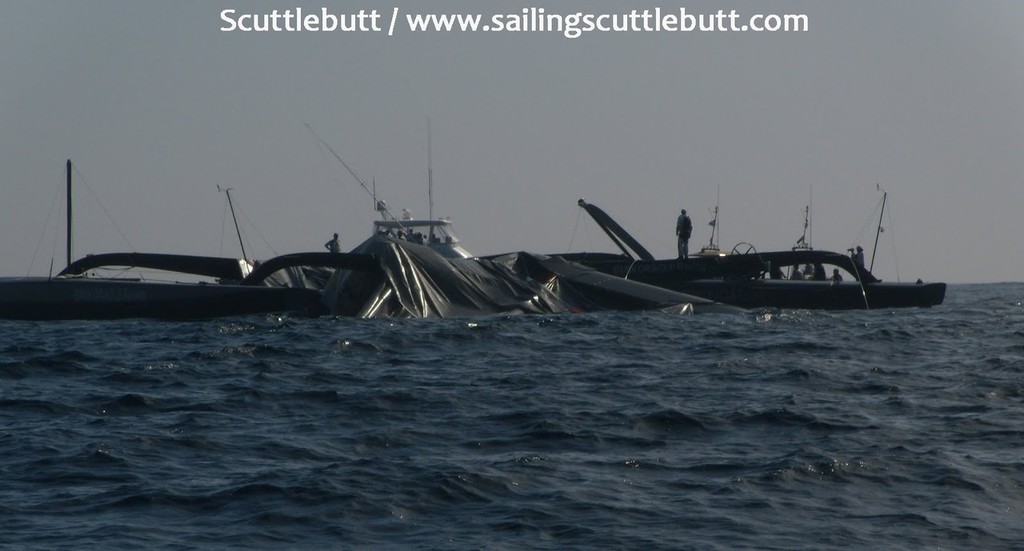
794, 205, 810, 250
807, 184, 813, 249
706, 185, 720, 250
707, 205, 718, 249
427, 118, 435, 240
428, 119, 433, 216
793, 185, 813, 251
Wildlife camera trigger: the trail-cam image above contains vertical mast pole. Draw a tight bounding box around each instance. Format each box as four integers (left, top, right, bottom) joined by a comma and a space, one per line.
66, 159, 72, 269
427, 118, 433, 222
870, 187, 887, 273
224, 188, 248, 262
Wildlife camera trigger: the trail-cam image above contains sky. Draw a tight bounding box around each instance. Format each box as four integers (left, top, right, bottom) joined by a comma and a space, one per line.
1, 0, 1022, 284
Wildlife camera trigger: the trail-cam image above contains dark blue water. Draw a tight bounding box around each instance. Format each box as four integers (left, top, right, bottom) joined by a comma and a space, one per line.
2, 284, 1022, 549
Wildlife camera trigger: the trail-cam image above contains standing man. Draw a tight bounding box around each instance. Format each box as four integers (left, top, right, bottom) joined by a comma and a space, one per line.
676, 208, 692, 259
324, 232, 341, 253
852, 246, 866, 267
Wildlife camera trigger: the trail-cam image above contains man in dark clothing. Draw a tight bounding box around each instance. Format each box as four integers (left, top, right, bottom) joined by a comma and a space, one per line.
676, 209, 692, 259
852, 246, 866, 268
324, 232, 341, 253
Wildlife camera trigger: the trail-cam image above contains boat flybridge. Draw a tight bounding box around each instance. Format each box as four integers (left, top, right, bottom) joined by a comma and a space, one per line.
372, 217, 472, 259
371, 203, 473, 259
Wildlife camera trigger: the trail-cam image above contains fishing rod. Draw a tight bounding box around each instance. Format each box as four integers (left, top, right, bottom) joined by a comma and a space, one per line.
304, 122, 401, 224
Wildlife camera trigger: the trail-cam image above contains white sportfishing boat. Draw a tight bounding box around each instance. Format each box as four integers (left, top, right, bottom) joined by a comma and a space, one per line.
370, 203, 472, 259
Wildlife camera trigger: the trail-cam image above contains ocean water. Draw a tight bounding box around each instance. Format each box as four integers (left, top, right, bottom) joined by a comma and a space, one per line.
1, 283, 1022, 550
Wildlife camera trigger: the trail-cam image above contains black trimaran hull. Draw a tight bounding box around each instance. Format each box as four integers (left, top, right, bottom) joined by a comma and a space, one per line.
0, 159, 382, 321
0, 236, 742, 320
0, 277, 320, 321
0, 252, 379, 321
668, 278, 946, 310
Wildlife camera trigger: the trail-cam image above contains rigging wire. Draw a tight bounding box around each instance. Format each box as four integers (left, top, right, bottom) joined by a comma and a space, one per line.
850, 187, 904, 281
886, 197, 901, 282
581, 208, 595, 251
852, 197, 884, 249
26, 170, 66, 276
566, 206, 582, 252
218, 198, 229, 257
48, 190, 65, 277
214, 187, 278, 259
72, 165, 134, 252
234, 199, 278, 257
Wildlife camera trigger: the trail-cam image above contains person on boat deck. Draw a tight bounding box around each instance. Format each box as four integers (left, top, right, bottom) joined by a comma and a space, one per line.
813, 263, 827, 281
791, 266, 804, 280
831, 268, 844, 282
852, 246, 866, 268
675, 209, 692, 259
324, 233, 341, 254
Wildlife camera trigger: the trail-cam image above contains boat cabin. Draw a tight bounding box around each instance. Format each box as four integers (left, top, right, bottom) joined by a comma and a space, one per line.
373, 218, 472, 259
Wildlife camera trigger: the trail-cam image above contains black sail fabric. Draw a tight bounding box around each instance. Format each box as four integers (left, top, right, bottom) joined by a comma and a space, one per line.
318, 235, 740, 317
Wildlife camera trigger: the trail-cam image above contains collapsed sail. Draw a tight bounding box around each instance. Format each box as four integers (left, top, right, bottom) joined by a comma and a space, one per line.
313, 234, 739, 317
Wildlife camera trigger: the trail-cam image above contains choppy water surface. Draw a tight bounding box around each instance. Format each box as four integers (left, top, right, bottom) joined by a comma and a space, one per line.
2, 284, 1023, 549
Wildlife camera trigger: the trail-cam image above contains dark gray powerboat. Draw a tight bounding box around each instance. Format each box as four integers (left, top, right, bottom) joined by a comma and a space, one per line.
557, 199, 945, 310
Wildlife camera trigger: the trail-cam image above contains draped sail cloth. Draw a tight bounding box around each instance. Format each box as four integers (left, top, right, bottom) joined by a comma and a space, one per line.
311, 235, 740, 318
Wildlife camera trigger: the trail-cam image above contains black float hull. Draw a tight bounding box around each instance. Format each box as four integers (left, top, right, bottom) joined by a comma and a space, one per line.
0, 278, 323, 320
666, 279, 946, 310
560, 251, 946, 310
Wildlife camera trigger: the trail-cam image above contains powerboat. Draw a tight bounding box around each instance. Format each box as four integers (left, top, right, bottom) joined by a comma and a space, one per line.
557, 199, 946, 310
372, 216, 472, 259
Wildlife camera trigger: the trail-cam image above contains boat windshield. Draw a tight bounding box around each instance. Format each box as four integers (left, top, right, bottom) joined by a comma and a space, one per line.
373, 219, 472, 259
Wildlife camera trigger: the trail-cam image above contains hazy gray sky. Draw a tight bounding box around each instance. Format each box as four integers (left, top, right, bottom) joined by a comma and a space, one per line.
2, 1, 1022, 284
